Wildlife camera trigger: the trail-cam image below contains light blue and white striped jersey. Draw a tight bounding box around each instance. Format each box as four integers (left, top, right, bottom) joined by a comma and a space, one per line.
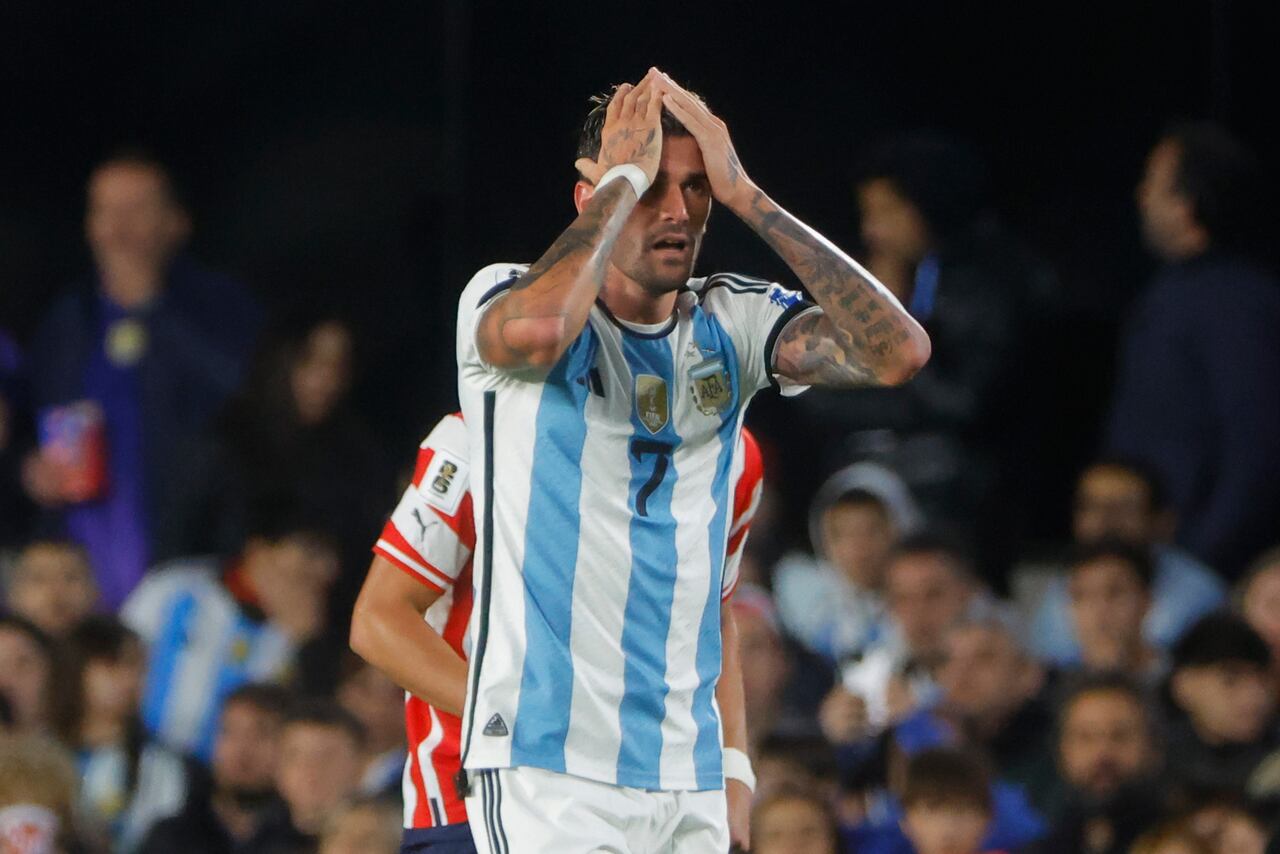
456, 263, 817, 791
120, 560, 294, 760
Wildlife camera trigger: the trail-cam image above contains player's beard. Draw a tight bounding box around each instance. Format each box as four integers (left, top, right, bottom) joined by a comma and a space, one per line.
617, 239, 701, 295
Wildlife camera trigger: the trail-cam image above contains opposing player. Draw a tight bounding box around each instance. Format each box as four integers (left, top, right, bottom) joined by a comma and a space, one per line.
350, 413, 766, 852
450, 68, 929, 851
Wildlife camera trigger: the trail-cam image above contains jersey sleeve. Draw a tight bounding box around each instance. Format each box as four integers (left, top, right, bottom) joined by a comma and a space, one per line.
372, 414, 475, 594
456, 262, 530, 383
697, 273, 821, 397
722, 428, 765, 602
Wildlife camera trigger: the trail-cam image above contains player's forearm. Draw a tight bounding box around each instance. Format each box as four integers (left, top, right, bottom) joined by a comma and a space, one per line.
717, 606, 749, 753
350, 596, 468, 716
731, 185, 931, 386
478, 180, 637, 371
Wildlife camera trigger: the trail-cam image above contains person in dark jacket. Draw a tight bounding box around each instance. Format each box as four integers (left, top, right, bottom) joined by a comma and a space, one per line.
1108, 123, 1280, 579
24, 151, 262, 607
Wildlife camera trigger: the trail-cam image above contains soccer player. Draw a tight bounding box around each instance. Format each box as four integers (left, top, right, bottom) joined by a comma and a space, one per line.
351, 413, 765, 852
451, 68, 927, 851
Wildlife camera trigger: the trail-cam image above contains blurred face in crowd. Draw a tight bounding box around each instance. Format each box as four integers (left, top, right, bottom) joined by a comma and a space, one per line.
885, 551, 972, 660
1187, 804, 1267, 854
85, 161, 188, 294
214, 700, 283, 802
337, 662, 405, 754
5, 543, 97, 638
858, 178, 932, 267
936, 623, 1042, 730
900, 801, 989, 854
821, 498, 896, 590
1137, 139, 1205, 262
752, 795, 838, 854
1068, 557, 1149, 672
292, 322, 353, 426
1172, 662, 1275, 746
733, 604, 791, 737
1059, 689, 1155, 800
1241, 560, 1280, 659
246, 534, 338, 640
0, 625, 51, 731
1073, 465, 1169, 547
278, 722, 364, 834
318, 802, 402, 854
82, 638, 145, 726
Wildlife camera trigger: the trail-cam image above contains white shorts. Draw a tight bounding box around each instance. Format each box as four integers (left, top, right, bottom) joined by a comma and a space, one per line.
464, 766, 729, 854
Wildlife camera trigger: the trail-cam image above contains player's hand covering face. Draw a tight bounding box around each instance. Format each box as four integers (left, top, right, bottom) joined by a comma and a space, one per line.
659, 77, 754, 209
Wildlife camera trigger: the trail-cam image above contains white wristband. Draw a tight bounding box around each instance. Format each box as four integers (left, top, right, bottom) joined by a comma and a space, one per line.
723, 747, 756, 792
595, 164, 650, 199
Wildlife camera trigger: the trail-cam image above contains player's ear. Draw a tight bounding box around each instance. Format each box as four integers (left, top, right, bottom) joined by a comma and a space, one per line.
573, 180, 594, 214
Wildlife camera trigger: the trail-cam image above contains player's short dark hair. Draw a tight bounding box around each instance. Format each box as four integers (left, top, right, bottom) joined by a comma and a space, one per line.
223, 681, 295, 721
92, 146, 185, 208
899, 747, 993, 814
1162, 122, 1262, 248
283, 696, 366, 749
1079, 456, 1169, 512
1066, 538, 1155, 590
575, 80, 704, 172
855, 131, 988, 242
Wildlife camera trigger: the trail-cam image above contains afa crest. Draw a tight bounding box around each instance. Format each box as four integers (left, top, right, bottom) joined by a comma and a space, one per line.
689, 356, 732, 416
635, 374, 670, 434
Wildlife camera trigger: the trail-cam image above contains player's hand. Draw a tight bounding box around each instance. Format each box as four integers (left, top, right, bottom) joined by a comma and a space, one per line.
727, 777, 752, 850
658, 78, 755, 209
818, 686, 870, 745
574, 68, 664, 188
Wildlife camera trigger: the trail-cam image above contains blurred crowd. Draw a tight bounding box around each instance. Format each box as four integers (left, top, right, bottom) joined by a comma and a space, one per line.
1, 120, 1278, 854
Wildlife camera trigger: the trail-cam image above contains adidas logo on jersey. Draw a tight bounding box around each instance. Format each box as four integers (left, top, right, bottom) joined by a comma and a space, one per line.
483, 713, 509, 737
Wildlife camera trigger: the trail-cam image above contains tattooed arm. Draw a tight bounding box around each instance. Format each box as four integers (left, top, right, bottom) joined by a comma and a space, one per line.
661, 83, 931, 387
477, 71, 664, 372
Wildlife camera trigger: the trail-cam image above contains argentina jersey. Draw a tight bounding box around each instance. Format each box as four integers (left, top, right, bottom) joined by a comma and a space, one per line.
121, 560, 294, 760
456, 263, 817, 791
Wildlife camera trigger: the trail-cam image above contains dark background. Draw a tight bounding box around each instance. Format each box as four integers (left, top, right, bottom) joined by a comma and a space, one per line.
3, 0, 1276, 545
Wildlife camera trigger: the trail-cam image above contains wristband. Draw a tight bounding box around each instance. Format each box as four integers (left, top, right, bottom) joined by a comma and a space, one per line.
723, 747, 756, 792
596, 164, 650, 199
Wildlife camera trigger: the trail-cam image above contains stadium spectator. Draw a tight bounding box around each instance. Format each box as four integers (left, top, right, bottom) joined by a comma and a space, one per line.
898, 748, 1000, 854
0, 614, 55, 734
1109, 122, 1280, 579
140, 682, 292, 854
1065, 540, 1167, 684
334, 652, 405, 797
753, 732, 839, 804
52, 615, 189, 852
793, 132, 1056, 581
1166, 613, 1279, 795
317, 797, 402, 854
2, 539, 98, 638
24, 151, 262, 608
773, 462, 919, 663
268, 699, 367, 849
162, 314, 389, 630
1182, 799, 1268, 854
121, 507, 338, 759
1030, 674, 1164, 854
750, 787, 841, 854
930, 616, 1056, 810
1032, 459, 1226, 663
1237, 547, 1280, 672
0, 732, 82, 853
820, 533, 981, 744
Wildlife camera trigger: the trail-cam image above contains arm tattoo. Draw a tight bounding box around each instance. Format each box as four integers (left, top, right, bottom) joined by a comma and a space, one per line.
739, 189, 919, 386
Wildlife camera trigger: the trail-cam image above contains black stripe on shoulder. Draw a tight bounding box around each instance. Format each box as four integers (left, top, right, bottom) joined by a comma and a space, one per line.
475, 274, 521, 309
699, 272, 774, 301
764, 301, 820, 390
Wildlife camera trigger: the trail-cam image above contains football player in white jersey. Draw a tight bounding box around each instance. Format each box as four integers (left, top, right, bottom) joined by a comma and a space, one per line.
449, 68, 928, 853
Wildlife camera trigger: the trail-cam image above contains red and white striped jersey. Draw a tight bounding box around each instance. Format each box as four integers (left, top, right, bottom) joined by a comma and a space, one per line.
373, 413, 764, 829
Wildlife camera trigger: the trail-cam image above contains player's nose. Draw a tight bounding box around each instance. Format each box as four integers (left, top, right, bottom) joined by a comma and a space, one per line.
657, 181, 689, 223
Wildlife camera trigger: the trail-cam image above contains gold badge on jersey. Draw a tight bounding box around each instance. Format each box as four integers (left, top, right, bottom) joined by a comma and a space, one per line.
635, 374, 669, 434
689, 356, 732, 416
